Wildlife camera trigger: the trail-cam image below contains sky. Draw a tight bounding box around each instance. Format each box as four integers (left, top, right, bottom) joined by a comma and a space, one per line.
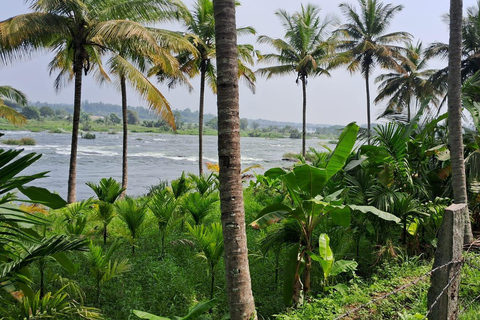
0, 0, 477, 126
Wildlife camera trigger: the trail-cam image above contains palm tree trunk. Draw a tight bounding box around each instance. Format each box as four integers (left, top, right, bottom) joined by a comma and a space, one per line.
448, 0, 473, 244
121, 75, 128, 198
210, 264, 215, 299
67, 57, 83, 203
213, 1, 257, 319
199, 61, 206, 176
103, 223, 107, 246
365, 71, 372, 145
302, 76, 307, 158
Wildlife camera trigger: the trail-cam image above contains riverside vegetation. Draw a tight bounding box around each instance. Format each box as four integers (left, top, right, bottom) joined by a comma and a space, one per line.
3, 0, 480, 319
3, 118, 480, 319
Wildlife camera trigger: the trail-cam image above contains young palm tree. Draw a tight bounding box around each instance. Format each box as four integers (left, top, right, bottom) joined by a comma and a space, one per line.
0, 86, 27, 125
0, 0, 180, 203
257, 4, 335, 157
160, 0, 256, 175
87, 178, 124, 245
115, 197, 147, 254
212, 0, 257, 317
375, 42, 440, 122
187, 222, 224, 299
335, 0, 412, 142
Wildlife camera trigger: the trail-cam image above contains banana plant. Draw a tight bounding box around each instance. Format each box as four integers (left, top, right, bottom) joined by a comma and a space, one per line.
250, 123, 400, 305
133, 298, 216, 320
309, 233, 358, 291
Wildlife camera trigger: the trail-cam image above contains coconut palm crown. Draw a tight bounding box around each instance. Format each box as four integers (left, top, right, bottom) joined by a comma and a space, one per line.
334, 0, 412, 142
0, 0, 185, 203
256, 4, 335, 158
375, 41, 441, 122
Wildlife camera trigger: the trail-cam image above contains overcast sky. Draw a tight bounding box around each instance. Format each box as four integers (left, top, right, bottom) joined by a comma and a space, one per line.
1, 0, 477, 125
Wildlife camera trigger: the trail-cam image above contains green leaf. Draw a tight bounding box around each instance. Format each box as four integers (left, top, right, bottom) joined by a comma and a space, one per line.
325, 122, 359, 179
264, 167, 287, 179
330, 207, 351, 227
18, 186, 67, 209
349, 205, 401, 223
283, 243, 300, 307
180, 299, 216, 320
250, 203, 291, 229
293, 165, 327, 198
318, 234, 334, 278
51, 252, 76, 273
330, 260, 358, 277
133, 310, 170, 320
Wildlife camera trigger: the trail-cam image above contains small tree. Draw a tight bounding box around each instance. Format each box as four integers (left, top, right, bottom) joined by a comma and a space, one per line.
127, 110, 140, 125
22, 106, 40, 120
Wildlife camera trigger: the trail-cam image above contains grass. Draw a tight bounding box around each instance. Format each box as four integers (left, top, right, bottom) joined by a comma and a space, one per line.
2, 137, 36, 145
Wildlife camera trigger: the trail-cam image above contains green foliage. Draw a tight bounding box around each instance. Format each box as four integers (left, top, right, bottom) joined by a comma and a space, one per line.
133, 299, 216, 320
85, 240, 131, 302
2, 137, 36, 145
115, 197, 147, 253
183, 192, 219, 225
187, 222, 224, 299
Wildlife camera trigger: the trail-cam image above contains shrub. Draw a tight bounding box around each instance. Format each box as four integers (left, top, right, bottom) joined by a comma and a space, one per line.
82, 132, 96, 139
2, 137, 36, 145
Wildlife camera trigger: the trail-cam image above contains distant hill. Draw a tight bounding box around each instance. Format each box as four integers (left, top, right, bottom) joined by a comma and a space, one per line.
27, 100, 351, 131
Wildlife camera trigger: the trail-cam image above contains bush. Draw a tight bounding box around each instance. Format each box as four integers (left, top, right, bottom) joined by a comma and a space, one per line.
3, 137, 36, 145
81, 132, 96, 139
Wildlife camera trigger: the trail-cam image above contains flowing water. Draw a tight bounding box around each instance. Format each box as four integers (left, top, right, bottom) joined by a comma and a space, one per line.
1, 131, 332, 200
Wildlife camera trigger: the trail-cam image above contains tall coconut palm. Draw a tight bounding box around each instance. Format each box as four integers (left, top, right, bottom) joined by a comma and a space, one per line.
106, 26, 197, 196
335, 0, 412, 142
212, 0, 257, 318
160, 0, 256, 175
445, 0, 473, 244
426, 1, 480, 101
0, 0, 181, 203
375, 42, 440, 122
257, 4, 335, 158
0, 86, 27, 125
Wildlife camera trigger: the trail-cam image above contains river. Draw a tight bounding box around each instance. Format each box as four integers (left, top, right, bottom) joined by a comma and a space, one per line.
0, 131, 333, 200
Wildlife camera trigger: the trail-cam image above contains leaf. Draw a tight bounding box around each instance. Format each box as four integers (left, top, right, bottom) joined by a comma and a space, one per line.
325, 122, 359, 179
293, 165, 327, 198
283, 243, 300, 307
349, 205, 401, 223
133, 310, 170, 320
51, 252, 76, 273
250, 203, 291, 229
264, 167, 287, 179
330, 207, 351, 227
18, 186, 67, 209
318, 234, 334, 278
330, 260, 358, 277
180, 299, 216, 320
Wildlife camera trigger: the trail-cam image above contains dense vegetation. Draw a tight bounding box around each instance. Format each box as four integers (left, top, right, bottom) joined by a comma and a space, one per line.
2, 0, 480, 319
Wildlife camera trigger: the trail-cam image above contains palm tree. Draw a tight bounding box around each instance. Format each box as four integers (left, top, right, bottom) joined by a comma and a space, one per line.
212, 0, 257, 318
106, 25, 197, 196
187, 222, 224, 299
161, 0, 256, 175
115, 197, 147, 254
257, 4, 335, 157
0, 86, 27, 125
0, 0, 181, 203
445, 0, 473, 243
374, 42, 440, 122
87, 178, 124, 245
335, 0, 412, 142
